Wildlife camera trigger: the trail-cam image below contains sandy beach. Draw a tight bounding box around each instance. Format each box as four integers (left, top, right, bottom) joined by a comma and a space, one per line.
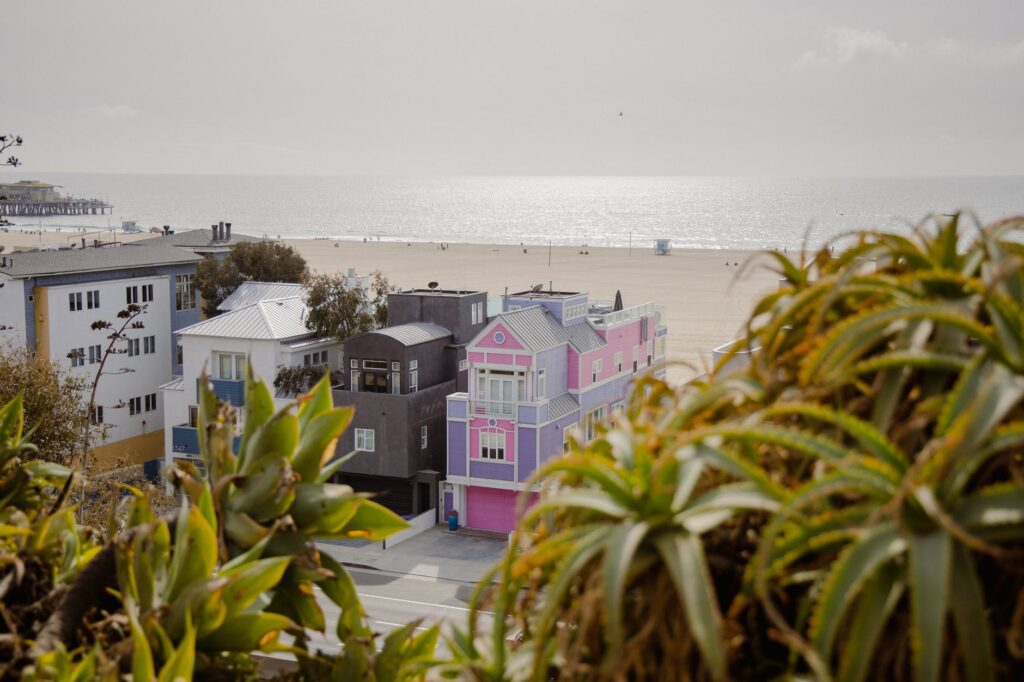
0, 229, 781, 383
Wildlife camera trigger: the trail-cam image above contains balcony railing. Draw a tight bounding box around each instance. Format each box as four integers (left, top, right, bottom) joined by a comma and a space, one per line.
470, 399, 517, 418
588, 302, 664, 328
197, 378, 245, 407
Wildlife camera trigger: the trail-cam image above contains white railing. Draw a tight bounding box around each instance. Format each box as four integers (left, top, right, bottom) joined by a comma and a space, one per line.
470, 399, 517, 417
588, 301, 661, 328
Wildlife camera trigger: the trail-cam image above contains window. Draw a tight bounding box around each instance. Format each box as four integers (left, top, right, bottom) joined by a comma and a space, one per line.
88, 344, 102, 364
126, 285, 138, 305
632, 347, 639, 372
350, 358, 358, 369
86, 290, 100, 309
391, 370, 401, 395
303, 350, 328, 366
471, 301, 484, 324
90, 406, 104, 425
188, 405, 199, 428
355, 428, 375, 452
142, 336, 156, 354
646, 340, 654, 366
614, 351, 623, 372
409, 359, 418, 393
584, 406, 607, 442
350, 369, 360, 391
141, 284, 154, 303
216, 353, 246, 380
391, 361, 400, 371
655, 336, 666, 359
69, 347, 85, 367
363, 359, 388, 370
480, 431, 505, 460
474, 368, 526, 411
128, 396, 142, 416
144, 393, 157, 412
175, 274, 195, 311
612, 400, 626, 415
176, 343, 183, 366
68, 292, 82, 312
303, 353, 311, 367
536, 368, 546, 399
591, 358, 602, 383
127, 338, 140, 357
508, 305, 521, 312
421, 425, 428, 449
458, 359, 469, 371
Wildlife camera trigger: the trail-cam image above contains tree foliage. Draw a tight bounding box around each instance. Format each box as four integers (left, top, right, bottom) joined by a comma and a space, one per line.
304, 270, 392, 340
0, 348, 88, 466
195, 241, 308, 317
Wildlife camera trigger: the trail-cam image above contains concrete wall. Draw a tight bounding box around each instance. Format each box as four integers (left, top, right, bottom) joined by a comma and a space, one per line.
387, 290, 487, 345
333, 379, 455, 479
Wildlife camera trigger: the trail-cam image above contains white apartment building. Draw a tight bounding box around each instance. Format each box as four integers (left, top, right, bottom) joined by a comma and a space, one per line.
0, 245, 203, 467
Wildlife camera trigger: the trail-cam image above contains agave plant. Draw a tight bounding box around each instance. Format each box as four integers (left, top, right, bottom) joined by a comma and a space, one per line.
0, 395, 96, 677
9, 370, 440, 680
456, 214, 1024, 682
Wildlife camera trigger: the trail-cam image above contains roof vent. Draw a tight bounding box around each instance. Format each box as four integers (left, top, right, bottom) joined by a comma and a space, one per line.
427, 281, 438, 289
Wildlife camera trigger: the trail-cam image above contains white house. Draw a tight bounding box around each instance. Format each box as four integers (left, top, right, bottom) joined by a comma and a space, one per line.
161, 295, 339, 472
0, 245, 203, 468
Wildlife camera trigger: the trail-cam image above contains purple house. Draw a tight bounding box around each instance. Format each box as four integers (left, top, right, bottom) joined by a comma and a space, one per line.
444, 289, 667, 532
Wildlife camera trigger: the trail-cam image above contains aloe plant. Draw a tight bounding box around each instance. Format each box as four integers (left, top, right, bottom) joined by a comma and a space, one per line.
455, 214, 1024, 681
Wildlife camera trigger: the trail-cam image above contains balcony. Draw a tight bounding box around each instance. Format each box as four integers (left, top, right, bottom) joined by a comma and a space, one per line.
470, 399, 517, 418
588, 302, 665, 329
196, 378, 245, 407
171, 424, 241, 456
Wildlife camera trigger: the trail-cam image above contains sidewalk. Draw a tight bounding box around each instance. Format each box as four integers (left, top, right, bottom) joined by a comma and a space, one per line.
317, 526, 507, 584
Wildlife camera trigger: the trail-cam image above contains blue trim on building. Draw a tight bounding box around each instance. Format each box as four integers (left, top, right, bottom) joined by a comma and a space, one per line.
172, 425, 240, 455
20, 262, 199, 375
198, 378, 245, 407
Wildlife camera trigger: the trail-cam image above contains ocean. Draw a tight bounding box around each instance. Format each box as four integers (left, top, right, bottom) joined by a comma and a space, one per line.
2, 174, 1022, 250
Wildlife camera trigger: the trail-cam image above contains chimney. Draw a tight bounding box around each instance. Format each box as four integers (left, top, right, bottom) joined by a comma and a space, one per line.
163, 225, 170, 236
218, 221, 225, 241
81, 237, 86, 249
211, 224, 218, 241
225, 222, 231, 240
93, 239, 99, 248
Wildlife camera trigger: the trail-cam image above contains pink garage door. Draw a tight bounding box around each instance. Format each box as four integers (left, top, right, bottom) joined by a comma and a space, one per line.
466, 487, 518, 533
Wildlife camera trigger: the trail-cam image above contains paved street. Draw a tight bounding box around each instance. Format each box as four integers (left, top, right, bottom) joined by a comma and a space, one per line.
306, 565, 496, 657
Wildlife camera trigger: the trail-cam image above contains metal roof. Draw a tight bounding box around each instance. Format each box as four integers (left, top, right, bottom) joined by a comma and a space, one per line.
0, 244, 201, 278
497, 306, 606, 354
176, 296, 314, 340
133, 229, 266, 250
219, 281, 306, 311
159, 377, 184, 391
547, 393, 580, 421
368, 322, 452, 346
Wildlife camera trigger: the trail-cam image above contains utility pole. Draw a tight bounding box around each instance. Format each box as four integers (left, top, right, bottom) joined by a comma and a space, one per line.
548, 241, 552, 267
628, 231, 631, 256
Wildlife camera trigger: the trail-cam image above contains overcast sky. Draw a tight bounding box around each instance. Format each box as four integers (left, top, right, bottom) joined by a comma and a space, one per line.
3, 1, 1023, 176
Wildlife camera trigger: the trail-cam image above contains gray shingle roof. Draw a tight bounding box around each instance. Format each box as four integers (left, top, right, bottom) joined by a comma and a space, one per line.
133, 229, 266, 250
498, 306, 605, 353
369, 322, 452, 346
176, 297, 313, 340
219, 282, 306, 311
547, 393, 580, 421
0, 244, 201, 278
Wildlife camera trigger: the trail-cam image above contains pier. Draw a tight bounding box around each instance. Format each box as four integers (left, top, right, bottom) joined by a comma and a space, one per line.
0, 180, 112, 217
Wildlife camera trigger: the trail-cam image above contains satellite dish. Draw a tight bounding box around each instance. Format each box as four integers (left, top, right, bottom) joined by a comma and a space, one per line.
427, 281, 439, 289
530, 283, 543, 293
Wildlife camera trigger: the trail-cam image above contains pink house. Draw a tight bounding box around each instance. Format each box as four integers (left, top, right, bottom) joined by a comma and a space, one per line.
445, 289, 667, 532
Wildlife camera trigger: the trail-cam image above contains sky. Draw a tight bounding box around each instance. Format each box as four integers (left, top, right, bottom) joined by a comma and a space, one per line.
3, 1, 1023, 176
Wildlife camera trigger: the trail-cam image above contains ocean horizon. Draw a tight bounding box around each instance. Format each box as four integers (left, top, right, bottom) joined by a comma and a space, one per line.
2, 173, 1022, 250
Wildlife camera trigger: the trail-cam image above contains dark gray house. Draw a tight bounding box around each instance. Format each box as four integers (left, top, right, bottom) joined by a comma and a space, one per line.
332, 288, 487, 516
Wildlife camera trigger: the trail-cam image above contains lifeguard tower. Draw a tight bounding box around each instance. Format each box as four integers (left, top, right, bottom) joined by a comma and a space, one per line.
654, 238, 672, 255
